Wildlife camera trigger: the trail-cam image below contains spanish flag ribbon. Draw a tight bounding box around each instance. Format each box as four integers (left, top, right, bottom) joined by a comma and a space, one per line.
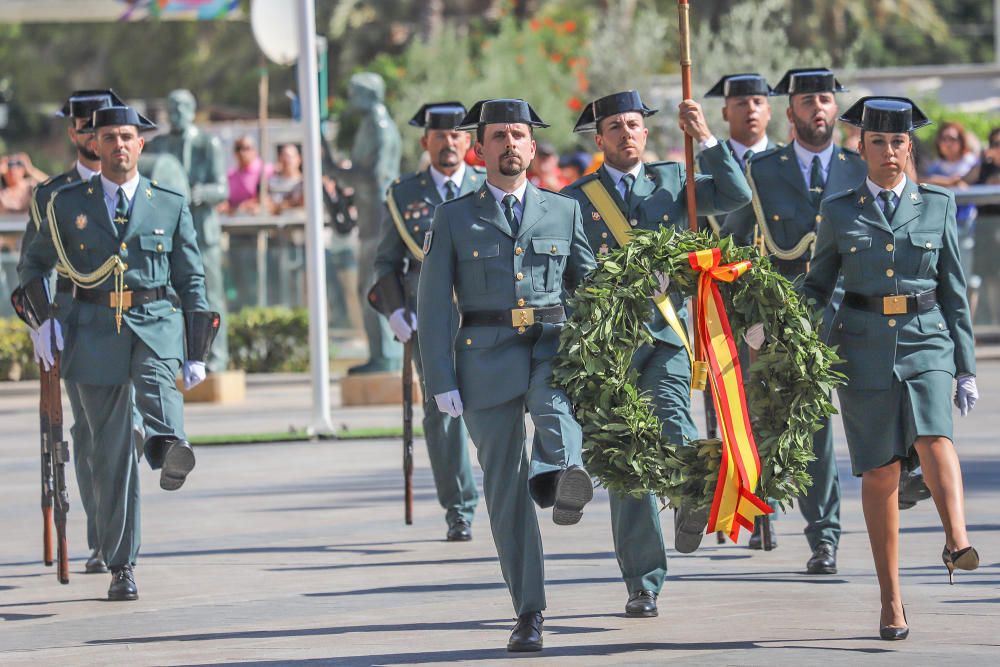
688, 248, 772, 542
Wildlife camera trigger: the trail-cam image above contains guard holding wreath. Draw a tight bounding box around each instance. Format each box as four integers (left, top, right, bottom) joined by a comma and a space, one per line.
561, 90, 750, 616
721, 68, 867, 575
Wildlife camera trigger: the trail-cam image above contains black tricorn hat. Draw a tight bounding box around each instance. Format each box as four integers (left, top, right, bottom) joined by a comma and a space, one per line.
704, 74, 775, 99
573, 90, 657, 133
57, 89, 125, 119
839, 96, 931, 133
773, 68, 848, 96
408, 102, 467, 129
79, 105, 157, 133
456, 99, 549, 131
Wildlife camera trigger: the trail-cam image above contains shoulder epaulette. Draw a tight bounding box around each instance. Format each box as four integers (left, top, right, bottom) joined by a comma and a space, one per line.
825, 187, 857, 202
564, 172, 599, 191
917, 182, 953, 197
747, 146, 783, 163
838, 145, 861, 157
149, 179, 186, 198
471, 165, 487, 174
540, 187, 575, 200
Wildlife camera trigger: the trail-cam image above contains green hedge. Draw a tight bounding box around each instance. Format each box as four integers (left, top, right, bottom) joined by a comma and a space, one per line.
227, 306, 311, 373
0, 306, 312, 380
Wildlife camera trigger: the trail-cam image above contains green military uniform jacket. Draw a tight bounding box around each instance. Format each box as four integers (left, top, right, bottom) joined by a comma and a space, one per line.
804, 178, 976, 391
417, 181, 596, 411
19, 174, 209, 385
721, 142, 867, 261
700, 138, 779, 234
17, 165, 86, 276
561, 142, 751, 347
373, 165, 486, 303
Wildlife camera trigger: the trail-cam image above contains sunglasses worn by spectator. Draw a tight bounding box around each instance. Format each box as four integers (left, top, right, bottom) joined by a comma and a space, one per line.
236, 145, 255, 152
8, 159, 24, 167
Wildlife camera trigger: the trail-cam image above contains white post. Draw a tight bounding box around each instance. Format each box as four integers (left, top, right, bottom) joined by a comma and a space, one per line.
296, 0, 334, 435
996, 0, 1000, 65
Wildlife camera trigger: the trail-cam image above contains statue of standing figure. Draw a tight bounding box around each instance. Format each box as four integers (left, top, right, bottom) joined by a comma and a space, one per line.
329, 72, 403, 375
147, 89, 230, 373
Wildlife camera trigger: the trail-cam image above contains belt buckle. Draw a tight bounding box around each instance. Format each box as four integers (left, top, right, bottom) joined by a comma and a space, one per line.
882, 295, 907, 315
511, 307, 535, 327
110, 291, 133, 310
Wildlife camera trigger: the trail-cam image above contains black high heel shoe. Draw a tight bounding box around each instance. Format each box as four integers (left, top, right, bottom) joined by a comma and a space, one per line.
943, 546, 980, 584
879, 605, 908, 641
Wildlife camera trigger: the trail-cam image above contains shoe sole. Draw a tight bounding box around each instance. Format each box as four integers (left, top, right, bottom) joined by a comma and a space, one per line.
85, 563, 109, 574
507, 642, 543, 652
552, 468, 593, 526
625, 609, 658, 618
674, 508, 709, 554
160, 444, 196, 491
806, 565, 837, 575
107, 591, 138, 601
446, 533, 473, 542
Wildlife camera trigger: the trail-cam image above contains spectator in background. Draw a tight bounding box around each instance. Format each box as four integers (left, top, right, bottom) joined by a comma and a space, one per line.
0, 153, 47, 213
267, 143, 304, 213
220, 135, 272, 214
528, 141, 570, 191
921, 121, 981, 317
558, 151, 591, 184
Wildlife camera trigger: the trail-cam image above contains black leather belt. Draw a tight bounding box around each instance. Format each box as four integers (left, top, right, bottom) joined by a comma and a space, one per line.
461, 305, 565, 328
68, 285, 169, 310
844, 289, 937, 316
770, 257, 810, 276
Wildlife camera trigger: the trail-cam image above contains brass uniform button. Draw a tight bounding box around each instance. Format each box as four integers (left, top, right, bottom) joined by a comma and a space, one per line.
885, 268, 895, 277
515, 246, 523, 255
516, 272, 524, 281
156, 243, 164, 252
850, 246, 857, 253
79, 243, 85, 250
601, 232, 608, 239
472, 250, 479, 258
772, 214, 779, 221
413, 225, 419, 232
120, 242, 127, 251
925, 241, 933, 249
466, 338, 472, 345
815, 215, 822, 223
662, 214, 669, 222
885, 243, 894, 252
550, 245, 557, 254
517, 326, 526, 334
629, 218, 638, 226
937, 322, 945, 330
517, 298, 526, 307
888, 318, 897, 328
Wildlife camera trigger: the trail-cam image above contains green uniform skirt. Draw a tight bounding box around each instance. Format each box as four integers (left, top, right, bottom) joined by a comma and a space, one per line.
838, 370, 954, 476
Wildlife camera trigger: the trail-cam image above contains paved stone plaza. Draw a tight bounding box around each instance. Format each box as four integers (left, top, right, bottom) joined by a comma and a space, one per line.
1, 364, 997, 666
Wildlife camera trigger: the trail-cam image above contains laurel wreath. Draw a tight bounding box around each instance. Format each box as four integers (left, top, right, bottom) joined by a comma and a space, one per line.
552, 228, 845, 510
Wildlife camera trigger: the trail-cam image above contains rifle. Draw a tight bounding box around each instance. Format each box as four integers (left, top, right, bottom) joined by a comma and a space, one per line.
11, 288, 70, 583
401, 260, 415, 525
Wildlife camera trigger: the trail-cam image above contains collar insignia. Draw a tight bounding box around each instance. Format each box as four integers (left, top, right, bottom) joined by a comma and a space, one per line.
779, 155, 789, 162
838, 153, 846, 161
909, 192, 918, 201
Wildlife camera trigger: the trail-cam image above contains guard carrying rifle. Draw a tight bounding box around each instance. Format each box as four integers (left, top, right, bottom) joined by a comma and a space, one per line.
369, 102, 482, 540
19, 105, 218, 601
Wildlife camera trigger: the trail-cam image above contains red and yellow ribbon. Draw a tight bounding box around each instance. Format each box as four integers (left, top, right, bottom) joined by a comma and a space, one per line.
688, 248, 772, 542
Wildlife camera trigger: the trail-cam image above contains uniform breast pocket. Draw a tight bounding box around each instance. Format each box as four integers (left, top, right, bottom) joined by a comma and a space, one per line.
530, 238, 570, 292
139, 234, 173, 283
456, 240, 499, 295
908, 231, 943, 278
836, 233, 872, 280
762, 203, 799, 245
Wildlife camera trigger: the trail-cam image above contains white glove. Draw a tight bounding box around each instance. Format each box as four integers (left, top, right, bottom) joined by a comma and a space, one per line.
183, 361, 207, 390
34, 319, 64, 371
388, 308, 417, 343
743, 322, 766, 351
434, 390, 464, 418
653, 271, 670, 298
955, 375, 978, 416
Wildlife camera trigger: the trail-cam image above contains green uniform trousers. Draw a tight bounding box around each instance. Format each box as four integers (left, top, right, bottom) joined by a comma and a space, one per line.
73, 333, 186, 568
799, 415, 841, 550
461, 356, 583, 615
64, 381, 99, 552
610, 342, 698, 594
411, 333, 478, 525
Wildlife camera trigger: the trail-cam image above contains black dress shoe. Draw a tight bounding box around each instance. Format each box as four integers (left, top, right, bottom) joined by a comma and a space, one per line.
108, 565, 138, 601
898, 470, 931, 511
446, 518, 472, 542
160, 440, 196, 491
552, 466, 593, 526
625, 590, 658, 618
748, 516, 777, 550
806, 542, 837, 574
85, 549, 108, 574
507, 611, 543, 652
674, 505, 710, 554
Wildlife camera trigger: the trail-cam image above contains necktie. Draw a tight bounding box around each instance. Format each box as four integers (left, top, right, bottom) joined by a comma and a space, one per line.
742, 148, 755, 169
114, 187, 129, 227
809, 155, 825, 206
879, 190, 897, 221
502, 194, 518, 235
444, 180, 457, 201
621, 173, 635, 206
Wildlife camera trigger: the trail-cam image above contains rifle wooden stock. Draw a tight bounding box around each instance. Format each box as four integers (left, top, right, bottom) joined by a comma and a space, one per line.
42, 506, 54, 566
39, 360, 55, 566
38, 329, 70, 584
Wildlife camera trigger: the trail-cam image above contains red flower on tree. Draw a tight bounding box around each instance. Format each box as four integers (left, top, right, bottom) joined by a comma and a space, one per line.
567, 96, 583, 112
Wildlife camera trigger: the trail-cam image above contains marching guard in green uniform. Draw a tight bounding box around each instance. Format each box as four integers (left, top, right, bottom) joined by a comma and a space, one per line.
702, 73, 782, 549
561, 90, 751, 615
370, 102, 482, 541
722, 68, 867, 574
803, 97, 979, 640
14, 89, 124, 576
417, 99, 596, 652
19, 106, 217, 601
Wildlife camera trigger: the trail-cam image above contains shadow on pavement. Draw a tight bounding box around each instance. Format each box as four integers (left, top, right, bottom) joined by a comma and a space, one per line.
304, 577, 623, 598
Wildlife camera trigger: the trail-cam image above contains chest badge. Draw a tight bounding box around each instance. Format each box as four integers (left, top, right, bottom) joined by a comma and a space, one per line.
422, 230, 433, 254
75, 214, 88, 230
591, 211, 602, 221
145, 188, 153, 199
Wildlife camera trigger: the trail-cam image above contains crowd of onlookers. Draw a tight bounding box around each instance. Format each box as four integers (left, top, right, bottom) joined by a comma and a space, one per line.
0, 152, 49, 214
218, 136, 305, 216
